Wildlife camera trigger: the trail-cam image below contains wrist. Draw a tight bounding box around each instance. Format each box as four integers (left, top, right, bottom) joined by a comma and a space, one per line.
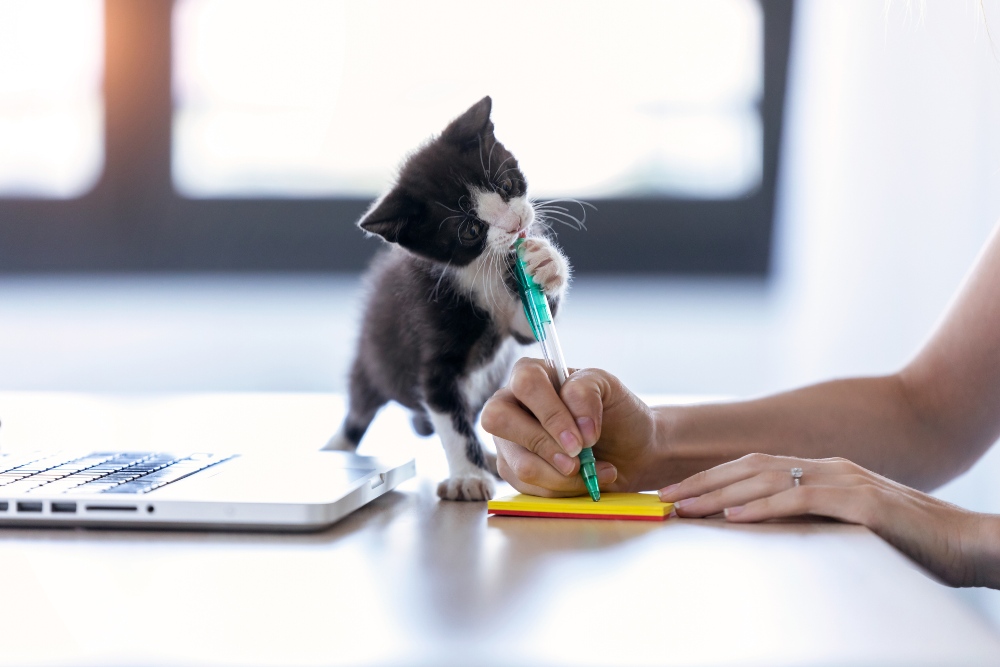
650, 403, 746, 486
962, 512, 1000, 589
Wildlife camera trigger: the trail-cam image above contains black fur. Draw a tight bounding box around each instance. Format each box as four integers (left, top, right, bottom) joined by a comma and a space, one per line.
332, 96, 565, 500
341, 253, 507, 459
357, 97, 527, 266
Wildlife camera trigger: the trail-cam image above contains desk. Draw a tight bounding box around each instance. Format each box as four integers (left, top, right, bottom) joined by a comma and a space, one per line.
1, 393, 998, 666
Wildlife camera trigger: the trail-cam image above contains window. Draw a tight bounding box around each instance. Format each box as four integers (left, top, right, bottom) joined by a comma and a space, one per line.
173, 0, 762, 200
0, 0, 104, 197
0, 0, 793, 274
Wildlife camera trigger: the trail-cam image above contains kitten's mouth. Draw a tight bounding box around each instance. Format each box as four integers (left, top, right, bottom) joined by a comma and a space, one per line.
509, 231, 527, 249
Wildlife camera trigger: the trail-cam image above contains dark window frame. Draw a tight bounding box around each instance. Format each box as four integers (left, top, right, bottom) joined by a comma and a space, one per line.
0, 0, 793, 274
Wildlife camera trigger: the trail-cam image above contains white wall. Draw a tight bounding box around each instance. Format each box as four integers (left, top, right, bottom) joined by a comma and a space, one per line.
777, 0, 1000, 384
774, 0, 1000, 621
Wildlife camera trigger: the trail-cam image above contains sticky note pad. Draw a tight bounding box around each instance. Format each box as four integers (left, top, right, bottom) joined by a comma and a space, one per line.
487, 493, 674, 521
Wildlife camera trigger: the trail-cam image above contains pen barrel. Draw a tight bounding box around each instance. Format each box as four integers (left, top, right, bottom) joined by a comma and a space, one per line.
540, 322, 569, 388
513, 238, 598, 501
513, 238, 551, 342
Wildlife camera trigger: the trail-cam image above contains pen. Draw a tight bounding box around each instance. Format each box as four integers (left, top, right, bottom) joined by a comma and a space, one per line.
512, 237, 600, 501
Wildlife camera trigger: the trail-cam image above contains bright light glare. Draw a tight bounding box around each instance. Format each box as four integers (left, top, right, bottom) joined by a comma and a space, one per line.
173, 0, 761, 199
0, 0, 104, 198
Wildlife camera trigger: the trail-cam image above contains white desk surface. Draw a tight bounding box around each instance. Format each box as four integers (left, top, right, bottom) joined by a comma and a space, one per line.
0, 392, 998, 667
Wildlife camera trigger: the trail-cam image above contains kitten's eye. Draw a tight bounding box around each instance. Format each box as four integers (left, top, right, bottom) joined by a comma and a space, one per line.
500, 178, 512, 194
461, 220, 484, 242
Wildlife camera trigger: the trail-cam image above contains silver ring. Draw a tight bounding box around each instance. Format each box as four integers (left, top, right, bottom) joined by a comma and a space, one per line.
790, 467, 803, 487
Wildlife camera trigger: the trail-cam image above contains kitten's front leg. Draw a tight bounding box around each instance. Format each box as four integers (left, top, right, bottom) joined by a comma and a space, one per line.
511, 237, 571, 340
427, 408, 496, 501
520, 238, 570, 308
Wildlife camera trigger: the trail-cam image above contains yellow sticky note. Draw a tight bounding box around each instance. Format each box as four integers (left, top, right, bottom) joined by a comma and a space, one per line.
487, 492, 674, 521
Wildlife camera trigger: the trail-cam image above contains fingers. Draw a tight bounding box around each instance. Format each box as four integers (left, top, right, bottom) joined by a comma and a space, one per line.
659, 453, 856, 503
506, 358, 585, 456
658, 453, 876, 519
672, 470, 868, 518
482, 388, 579, 476
494, 436, 618, 497
723, 483, 879, 526
558, 368, 609, 448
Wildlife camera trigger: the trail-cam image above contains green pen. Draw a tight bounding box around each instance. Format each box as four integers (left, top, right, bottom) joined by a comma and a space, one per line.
512, 237, 600, 501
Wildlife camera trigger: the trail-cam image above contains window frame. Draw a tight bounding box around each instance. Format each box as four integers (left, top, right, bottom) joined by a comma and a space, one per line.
0, 0, 793, 274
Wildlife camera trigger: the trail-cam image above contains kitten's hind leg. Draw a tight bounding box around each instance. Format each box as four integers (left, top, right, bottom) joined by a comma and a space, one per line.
410, 410, 435, 437
483, 450, 499, 478
427, 408, 496, 501
323, 366, 386, 451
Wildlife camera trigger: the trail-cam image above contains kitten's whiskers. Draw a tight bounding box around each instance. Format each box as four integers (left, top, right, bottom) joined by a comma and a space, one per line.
435, 200, 462, 214
487, 139, 499, 179
431, 260, 453, 303
469, 247, 496, 313
531, 197, 594, 231
477, 135, 489, 182
490, 156, 514, 183
438, 213, 466, 232
485, 247, 504, 314
458, 194, 473, 215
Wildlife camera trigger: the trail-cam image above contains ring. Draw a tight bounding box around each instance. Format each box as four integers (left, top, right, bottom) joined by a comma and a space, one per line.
790, 467, 803, 488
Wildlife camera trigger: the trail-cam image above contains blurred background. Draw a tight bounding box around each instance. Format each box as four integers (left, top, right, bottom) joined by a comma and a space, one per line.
1, 0, 1000, 623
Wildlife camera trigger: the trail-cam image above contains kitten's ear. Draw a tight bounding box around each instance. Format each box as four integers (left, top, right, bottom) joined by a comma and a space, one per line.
358, 190, 420, 243
442, 96, 494, 148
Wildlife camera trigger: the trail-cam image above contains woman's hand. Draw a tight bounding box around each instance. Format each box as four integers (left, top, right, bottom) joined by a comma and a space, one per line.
658, 453, 991, 587
481, 359, 659, 497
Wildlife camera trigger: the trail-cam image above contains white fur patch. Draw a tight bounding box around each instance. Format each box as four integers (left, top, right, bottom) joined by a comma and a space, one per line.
427, 409, 495, 501
462, 338, 518, 410
450, 233, 569, 342
452, 251, 521, 323
471, 190, 533, 239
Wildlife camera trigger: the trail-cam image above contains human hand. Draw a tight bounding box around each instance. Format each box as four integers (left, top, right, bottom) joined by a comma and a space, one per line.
481, 359, 659, 497
658, 453, 987, 587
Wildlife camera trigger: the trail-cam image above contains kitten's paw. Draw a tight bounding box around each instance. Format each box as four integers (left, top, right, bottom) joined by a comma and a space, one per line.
437, 474, 496, 501
521, 238, 570, 296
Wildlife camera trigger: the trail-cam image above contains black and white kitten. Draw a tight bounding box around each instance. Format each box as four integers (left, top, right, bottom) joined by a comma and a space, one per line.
323, 96, 570, 501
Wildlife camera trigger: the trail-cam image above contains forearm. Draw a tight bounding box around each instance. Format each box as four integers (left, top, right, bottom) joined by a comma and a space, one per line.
649, 374, 960, 491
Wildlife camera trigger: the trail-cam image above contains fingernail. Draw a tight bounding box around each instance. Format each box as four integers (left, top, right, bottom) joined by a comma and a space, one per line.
559, 430, 581, 456
552, 452, 576, 476
575, 417, 597, 446
674, 497, 696, 509
658, 483, 679, 500
724, 505, 745, 519
596, 464, 617, 484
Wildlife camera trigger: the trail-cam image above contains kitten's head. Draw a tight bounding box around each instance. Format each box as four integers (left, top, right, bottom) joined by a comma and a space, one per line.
357, 96, 534, 266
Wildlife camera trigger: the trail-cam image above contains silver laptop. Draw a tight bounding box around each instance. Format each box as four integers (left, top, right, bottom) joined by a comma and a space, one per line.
0, 449, 414, 531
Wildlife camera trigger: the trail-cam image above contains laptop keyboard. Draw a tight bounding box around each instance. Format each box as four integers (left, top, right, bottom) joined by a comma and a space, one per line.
0, 452, 233, 495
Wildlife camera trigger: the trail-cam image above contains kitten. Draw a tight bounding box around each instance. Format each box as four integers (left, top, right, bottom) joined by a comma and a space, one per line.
324, 96, 570, 501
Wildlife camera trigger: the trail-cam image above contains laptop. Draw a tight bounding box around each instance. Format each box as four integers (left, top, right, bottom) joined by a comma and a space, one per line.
0, 449, 415, 531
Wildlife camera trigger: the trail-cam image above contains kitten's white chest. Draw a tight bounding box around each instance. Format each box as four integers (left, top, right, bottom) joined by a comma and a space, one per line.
461, 338, 518, 410
452, 254, 521, 327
